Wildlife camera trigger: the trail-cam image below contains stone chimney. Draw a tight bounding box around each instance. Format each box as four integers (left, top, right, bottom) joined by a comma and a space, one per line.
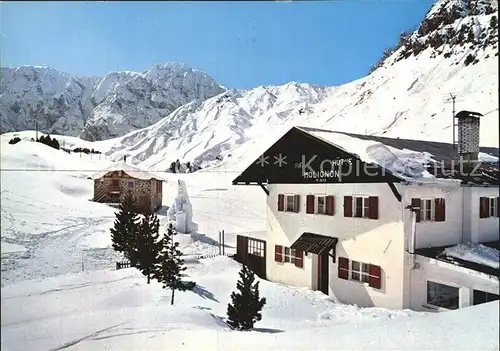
455, 110, 482, 172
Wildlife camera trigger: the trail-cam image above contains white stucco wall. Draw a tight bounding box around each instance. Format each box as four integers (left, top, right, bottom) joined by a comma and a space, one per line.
409, 255, 499, 312
475, 187, 500, 243
262, 181, 498, 311
400, 184, 499, 249
401, 183, 464, 249
266, 182, 406, 309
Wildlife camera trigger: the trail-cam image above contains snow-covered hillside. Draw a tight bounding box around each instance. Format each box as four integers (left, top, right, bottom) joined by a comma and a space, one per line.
0, 63, 224, 140
42, 0, 495, 172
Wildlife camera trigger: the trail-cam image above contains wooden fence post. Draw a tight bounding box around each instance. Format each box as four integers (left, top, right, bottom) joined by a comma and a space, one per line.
222, 229, 225, 255
218, 231, 222, 255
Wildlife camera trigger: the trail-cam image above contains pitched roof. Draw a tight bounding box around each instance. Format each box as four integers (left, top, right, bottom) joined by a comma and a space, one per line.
89, 162, 165, 181
297, 126, 499, 185
298, 126, 499, 163
232, 124, 499, 186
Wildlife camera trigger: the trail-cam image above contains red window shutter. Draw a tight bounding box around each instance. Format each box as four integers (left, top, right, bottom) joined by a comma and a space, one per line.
479, 197, 488, 218
274, 245, 283, 262
294, 194, 300, 213
326, 195, 335, 216
294, 250, 304, 268
411, 198, 421, 222
344, 196, 353, 217
277, 194, 284, 211
368, 264, 382, 289
435, 198, 446, 222
368, 196, 379, 219
338, 257, 349, 280
306, 195, 315, 214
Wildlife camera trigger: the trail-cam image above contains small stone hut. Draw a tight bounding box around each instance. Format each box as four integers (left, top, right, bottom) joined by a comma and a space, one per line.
90, 162, 164, 213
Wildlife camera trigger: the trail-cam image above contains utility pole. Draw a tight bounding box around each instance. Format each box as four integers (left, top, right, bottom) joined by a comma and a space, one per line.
450, 93, 456, 149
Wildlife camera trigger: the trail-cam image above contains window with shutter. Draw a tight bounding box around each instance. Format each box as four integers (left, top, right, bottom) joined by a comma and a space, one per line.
306, 195, 315, 214
480, 197, 499, 218
275, 246, 304, 268
350, 196, 371, 218
338, 257, 382, 289
285, 194, 297, 212
316, 195, 326, 214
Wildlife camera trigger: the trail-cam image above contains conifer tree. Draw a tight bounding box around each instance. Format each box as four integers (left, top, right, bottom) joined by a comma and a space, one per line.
110, 192, 140, 266
136, 212, 161, 284
226, 264, 266, 331
154, 222, 187, 305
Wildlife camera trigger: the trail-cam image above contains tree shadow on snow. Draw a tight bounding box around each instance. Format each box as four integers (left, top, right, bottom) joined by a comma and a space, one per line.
194, 233, 235, 250
192, 285, 219, 302
252, 328, 285, 334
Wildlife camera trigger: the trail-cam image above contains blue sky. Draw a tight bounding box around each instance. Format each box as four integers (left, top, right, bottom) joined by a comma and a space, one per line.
1, 1, 433, 89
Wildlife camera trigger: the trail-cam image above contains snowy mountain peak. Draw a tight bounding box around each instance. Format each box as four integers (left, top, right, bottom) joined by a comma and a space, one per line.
1, 62, 225, 140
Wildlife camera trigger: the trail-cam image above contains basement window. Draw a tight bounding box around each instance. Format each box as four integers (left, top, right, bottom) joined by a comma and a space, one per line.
426, 281, 459, 310
473, 289, 500, 306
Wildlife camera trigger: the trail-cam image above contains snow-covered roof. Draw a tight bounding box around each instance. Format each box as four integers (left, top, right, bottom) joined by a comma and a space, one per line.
416, 240, 500, 278
297, 126, 499, 184
233, 125, 499, 186
443, 242, 499, 270
89, 162, 165, 181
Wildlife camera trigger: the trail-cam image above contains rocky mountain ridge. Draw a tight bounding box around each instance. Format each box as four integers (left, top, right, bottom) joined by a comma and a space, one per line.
0, 63, 225, 140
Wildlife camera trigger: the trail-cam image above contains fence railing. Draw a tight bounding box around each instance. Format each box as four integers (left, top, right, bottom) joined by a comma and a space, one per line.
114, 252, 235, 270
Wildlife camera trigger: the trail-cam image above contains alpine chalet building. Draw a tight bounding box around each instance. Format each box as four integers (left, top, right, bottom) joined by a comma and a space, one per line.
232, 110, 499, 312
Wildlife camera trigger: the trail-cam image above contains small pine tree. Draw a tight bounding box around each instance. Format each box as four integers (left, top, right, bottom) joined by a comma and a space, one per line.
154, 222, 187, 305
226, 264, 266, 331
110, 192, 140, 266
136, 212, 161, 284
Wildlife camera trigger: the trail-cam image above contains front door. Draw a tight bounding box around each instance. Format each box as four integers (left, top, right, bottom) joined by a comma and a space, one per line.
318, 254, 329, 295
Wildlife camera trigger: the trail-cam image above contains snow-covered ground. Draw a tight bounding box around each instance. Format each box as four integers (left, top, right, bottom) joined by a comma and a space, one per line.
2, 256, 499, 351
2, 129, 499, 350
